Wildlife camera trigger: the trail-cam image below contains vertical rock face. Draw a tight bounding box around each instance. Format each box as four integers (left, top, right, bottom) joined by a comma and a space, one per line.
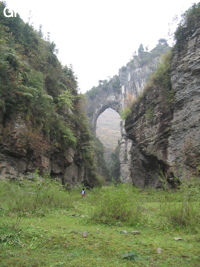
119, 121, 132, 183
125, 27, 200, 187
0, 0, 99, 187
119, 56, 159, 99
0, 112, 90, 186
85, 43, 169, 182
118, 47, 168, 182
85, 76, 122, 134
168, 28, 200, 180
125, 79, 173, 187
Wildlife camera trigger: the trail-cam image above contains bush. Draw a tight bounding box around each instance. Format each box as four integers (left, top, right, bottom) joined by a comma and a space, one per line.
90, 185, 145, 226
0, 174, 73, 216
159, 178, 200, 229
120, 107, 132, 120
174, 3, 200, 50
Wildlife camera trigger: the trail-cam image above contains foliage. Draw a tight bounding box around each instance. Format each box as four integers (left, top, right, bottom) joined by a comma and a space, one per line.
86, 86, 99, 99
129, 40, 169, 68
121, 251, 140, 261
120, 106, 132, 120
0, 224, 23, 246
138, 43, 144, 55
145, 105, 154, 120
159, 178, 200, 229
86, 75, 121, 100
121, 66, 127, 71
135, 49, 173, 110
56, 90, 75, 111
0, 173, 73, 216
111, 75, 121, 93
150, 49, 172, 90
0, 1, 98, 182
92, 136, 110, 181
0, 180, 200, 266
109, 145, 120, 182
174, 3, 200, 50
90, 184, 145, 226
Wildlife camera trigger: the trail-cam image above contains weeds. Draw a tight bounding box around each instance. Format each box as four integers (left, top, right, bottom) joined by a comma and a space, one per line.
0, 177, 200, 266
90, 184, 145, 226
1, 177, 199, 231
0, 173, 73, 219
0, 224, 23, 246
159, 178, 200, 230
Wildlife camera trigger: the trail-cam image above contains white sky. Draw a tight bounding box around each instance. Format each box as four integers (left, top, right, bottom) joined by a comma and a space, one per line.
4, 0, 199, 93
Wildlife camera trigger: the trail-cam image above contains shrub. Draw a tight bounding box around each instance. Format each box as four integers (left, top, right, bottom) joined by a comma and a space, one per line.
159, 178, 200, 229
145, 105, 154, 121
90, 185, 145, 226
0, 174, 73, 216
174, 3, 200, 50
120, 107, 132, 120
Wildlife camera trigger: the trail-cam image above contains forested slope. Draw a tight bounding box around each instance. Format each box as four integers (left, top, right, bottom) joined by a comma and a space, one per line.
0, 2, 99, 186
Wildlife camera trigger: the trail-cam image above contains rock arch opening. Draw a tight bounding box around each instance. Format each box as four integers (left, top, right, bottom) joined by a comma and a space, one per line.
96, 108, 121, 164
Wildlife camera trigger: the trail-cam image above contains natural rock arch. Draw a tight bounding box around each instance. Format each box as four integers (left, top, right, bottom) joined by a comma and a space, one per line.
85, 77, 122, 133
84, 43, 168, 184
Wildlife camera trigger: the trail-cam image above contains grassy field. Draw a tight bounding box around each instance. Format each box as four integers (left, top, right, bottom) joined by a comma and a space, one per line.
0, 177, 200, 266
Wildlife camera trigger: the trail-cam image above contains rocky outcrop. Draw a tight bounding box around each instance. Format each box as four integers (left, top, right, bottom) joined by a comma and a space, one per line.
168, 27, 200, 180
118, 46, 169, 182
0, 1, 99, 187
125, 80, 173, 187
0, 113, 88, 186
125, 26, 200, 187
85, 43, 168, 133
85, 42, 169, 181
85, 76, 122, 133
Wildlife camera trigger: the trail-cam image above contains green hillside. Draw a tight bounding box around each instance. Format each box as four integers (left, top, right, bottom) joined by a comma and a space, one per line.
0, 1, 99, 186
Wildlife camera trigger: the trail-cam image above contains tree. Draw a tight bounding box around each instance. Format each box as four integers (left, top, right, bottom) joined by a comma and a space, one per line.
138, 44, 144, 55
158, 38, 167, 45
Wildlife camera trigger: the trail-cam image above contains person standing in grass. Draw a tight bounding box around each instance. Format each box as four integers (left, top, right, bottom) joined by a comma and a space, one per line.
81, 188, 86, 198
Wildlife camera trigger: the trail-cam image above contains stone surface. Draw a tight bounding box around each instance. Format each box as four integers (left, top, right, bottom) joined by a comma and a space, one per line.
125, 26, 200, 187
0, 112, 89, 186
168, 28, 200, 180
174, 238, 183, 241
131, 231, 141, 235
85, 43, 168, 181
82, 232, 89, 238
157, 248, 162, 254
120, 230, 128, 234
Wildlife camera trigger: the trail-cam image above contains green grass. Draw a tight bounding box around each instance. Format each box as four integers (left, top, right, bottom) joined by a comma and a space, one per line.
0, 179, 200, 266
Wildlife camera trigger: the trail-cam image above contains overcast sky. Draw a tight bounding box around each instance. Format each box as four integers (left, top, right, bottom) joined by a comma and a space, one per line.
5, 0, 199, 93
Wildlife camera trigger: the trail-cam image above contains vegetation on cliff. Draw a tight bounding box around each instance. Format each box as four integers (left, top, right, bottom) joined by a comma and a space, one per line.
86, 75, 121, 100
0, 2, 99, 185
124, 2, 200, 187
175, 2, 200, 50
126, 2, 200, 121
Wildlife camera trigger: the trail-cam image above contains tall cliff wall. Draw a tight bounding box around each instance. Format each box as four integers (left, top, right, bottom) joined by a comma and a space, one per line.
85, 42, 169, 181
0, 2, 98, 187
168, 27, 200, 180
125, 24, 200, 187
118, 44, 169, 182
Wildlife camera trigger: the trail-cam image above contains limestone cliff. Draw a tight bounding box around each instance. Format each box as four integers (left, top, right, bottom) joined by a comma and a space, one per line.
0, 2, 98, 187
85, 42, 169, 181
0, 112, 86, 185
125, 14, 200, 187
168, 27, 200, 180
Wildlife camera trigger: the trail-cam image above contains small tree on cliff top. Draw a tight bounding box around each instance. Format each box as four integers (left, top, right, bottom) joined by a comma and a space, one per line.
174, 3, 200, 49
